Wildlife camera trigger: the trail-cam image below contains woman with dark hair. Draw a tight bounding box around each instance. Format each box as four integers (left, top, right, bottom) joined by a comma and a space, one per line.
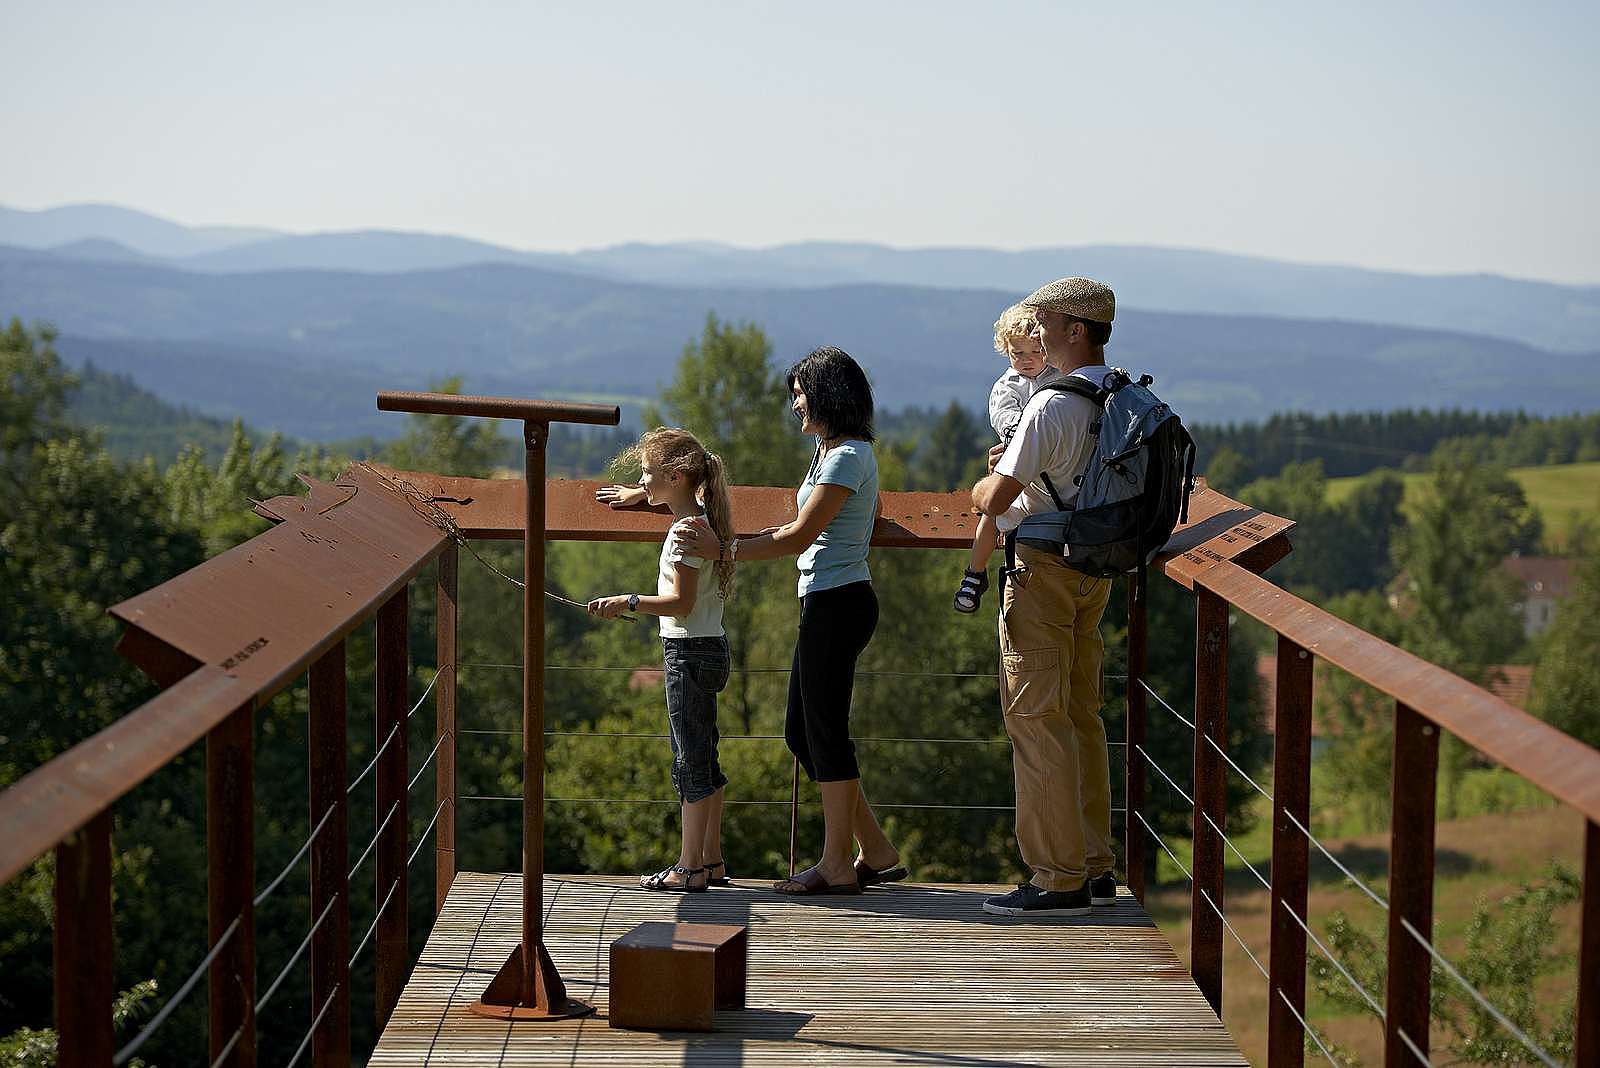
676, 346, 904, 894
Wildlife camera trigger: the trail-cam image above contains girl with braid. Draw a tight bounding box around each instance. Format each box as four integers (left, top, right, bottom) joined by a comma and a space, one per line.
590, 428, 737, 892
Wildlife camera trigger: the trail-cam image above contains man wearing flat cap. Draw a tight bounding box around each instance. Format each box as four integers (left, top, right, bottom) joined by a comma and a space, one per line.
971, 276, 1120, 917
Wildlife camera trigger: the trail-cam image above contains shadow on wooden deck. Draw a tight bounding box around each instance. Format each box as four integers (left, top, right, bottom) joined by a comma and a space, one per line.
370, 872, 1247, 1067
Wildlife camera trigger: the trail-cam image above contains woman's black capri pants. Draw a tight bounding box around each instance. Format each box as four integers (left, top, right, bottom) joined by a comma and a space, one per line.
785, 580, 879, 782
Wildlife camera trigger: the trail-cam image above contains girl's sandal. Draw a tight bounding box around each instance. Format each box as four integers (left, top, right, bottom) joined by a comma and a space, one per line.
640, 865, 708, 893
705, 859, 731, 887
953, 568, 989, 614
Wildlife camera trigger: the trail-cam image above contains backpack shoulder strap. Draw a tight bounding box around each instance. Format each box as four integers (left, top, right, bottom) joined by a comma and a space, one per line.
1036, 377, 1106, 406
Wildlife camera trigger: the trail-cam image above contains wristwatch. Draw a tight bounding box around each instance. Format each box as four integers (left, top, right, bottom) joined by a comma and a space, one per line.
627, 593, 640, 612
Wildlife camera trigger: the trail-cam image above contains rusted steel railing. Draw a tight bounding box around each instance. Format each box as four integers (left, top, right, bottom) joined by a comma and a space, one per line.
1123, 541, 1600, 1067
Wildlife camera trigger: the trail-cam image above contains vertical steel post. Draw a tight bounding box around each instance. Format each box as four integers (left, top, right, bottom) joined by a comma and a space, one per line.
1125, 570, 1148, 904
1267, 637, 1313, 1068
55, 810, 113, 1067
789, 757, 800, 880
435, 544, 458, 917
208, 702, 256, 1067
474, 420, 591, 1019
1385, 702, 1439, 1067
1192, 587, 1228, 1015
309, 642, 351, 1068
374, 589, 409, 1029
1577, 819, 1600, 1067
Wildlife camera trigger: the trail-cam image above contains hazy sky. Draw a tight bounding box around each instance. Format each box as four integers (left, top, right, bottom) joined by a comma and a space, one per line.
3, 1, 1596, 282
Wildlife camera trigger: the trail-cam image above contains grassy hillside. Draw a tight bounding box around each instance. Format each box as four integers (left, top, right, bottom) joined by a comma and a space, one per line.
1327, 461, 1600, 549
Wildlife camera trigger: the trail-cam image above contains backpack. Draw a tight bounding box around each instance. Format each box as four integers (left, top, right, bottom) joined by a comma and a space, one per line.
1011, 369, 1197, 578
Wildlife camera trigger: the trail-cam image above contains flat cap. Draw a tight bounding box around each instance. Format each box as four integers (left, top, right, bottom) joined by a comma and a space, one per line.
1021, 276, 1115, 323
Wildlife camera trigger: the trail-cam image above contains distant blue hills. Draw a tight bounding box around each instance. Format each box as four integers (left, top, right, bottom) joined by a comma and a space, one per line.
2, 203, 1597, 443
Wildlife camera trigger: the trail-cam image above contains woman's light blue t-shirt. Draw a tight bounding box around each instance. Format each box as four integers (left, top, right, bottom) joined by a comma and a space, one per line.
796, 440, 877, 597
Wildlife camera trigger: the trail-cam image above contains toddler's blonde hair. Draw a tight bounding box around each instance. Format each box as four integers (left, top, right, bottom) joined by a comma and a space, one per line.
992, 302, 1039, 355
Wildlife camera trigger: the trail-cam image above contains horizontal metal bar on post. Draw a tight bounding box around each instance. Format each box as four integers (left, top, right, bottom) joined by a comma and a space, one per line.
1195, 558, 1600, 825
376, 391, 620, 426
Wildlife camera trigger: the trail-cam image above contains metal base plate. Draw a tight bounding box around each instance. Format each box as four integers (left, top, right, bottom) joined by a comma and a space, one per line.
468, 997, 595, 1021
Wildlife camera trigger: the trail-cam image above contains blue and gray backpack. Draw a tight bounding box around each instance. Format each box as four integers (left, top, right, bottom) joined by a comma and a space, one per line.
1012, 369, 1197, 578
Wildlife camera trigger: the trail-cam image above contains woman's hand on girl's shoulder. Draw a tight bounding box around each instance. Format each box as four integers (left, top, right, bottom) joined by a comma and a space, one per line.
673, 515, 717, 559
596, 484, 646, 508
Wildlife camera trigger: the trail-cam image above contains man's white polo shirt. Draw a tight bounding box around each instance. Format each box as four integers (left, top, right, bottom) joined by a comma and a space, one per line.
993, 366, 1116, 533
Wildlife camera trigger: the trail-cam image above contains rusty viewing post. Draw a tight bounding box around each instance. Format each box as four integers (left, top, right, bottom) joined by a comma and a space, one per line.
375, 391, 619, 1020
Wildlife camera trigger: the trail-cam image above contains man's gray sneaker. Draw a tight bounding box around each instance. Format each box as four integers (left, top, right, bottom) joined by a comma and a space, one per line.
1089, 872, 1118, 905
983, 882, 1091, 917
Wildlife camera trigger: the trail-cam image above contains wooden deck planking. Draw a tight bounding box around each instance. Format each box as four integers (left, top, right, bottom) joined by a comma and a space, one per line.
371, 872, 1247, 1067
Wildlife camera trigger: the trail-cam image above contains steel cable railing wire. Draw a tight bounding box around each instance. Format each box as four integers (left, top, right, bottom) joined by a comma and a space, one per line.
459, 659, 1128, 682
1197, 886, 1269, 982
409, 800, 447, 868
113, 916, 241, 1065
1276, 987, 1344, 1068
1199, 810, 1272, 893
1137, 677, 1195, 731
1398, 916, 1562, 1068
409, 732, 447, 793
1134, 809, 1192, 883
254, 804, 337, 909
460, 726, 1125, 748
1201, 730, 1272, 803
406, 664, 448, 721
348, 722, 399, 799
1281, 808, 1391, 913
256, 895, 340, 1014
1135, 677, 1558, 1068
460, 794, 1128, 815
206, 1024, 245, 1068
348, 800, 400, 883
1130, 709, 1372, 1065
1140, 680, 1400, 1051
284, 981, 341, 1068
1135, 742, 1194, 807
1277, 896, 1386, 1018
1395, 1026, 1433, 1066
351, 878, 400, 968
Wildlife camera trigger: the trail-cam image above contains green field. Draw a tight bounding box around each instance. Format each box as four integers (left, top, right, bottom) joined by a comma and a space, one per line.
1326, 461, 1600, 548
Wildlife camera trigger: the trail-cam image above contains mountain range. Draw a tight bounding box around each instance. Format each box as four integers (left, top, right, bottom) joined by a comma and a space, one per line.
2, 203, 1597, 443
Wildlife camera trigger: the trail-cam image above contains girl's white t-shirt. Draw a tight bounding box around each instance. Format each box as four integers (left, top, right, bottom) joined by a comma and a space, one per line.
658, 516, 726, 638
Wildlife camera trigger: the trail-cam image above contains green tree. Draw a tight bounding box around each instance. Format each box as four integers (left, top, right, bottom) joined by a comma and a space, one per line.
1395, 450, 1534, 680
913, 401, 987, 492
1201, 445, 1247, 496
1394, 449, 1538, 817
1240, 461, 1404, 600
643, 313, 803, 488
1, 319, 75, 488
1530, 548, 1600, 748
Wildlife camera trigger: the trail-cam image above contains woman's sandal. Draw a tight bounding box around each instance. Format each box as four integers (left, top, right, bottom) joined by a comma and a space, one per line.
854, 859, 909, 887
953, 568, 989, 614
704, 859, 731, 887
640, 865, 708, 893
773, 867, 860, 896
